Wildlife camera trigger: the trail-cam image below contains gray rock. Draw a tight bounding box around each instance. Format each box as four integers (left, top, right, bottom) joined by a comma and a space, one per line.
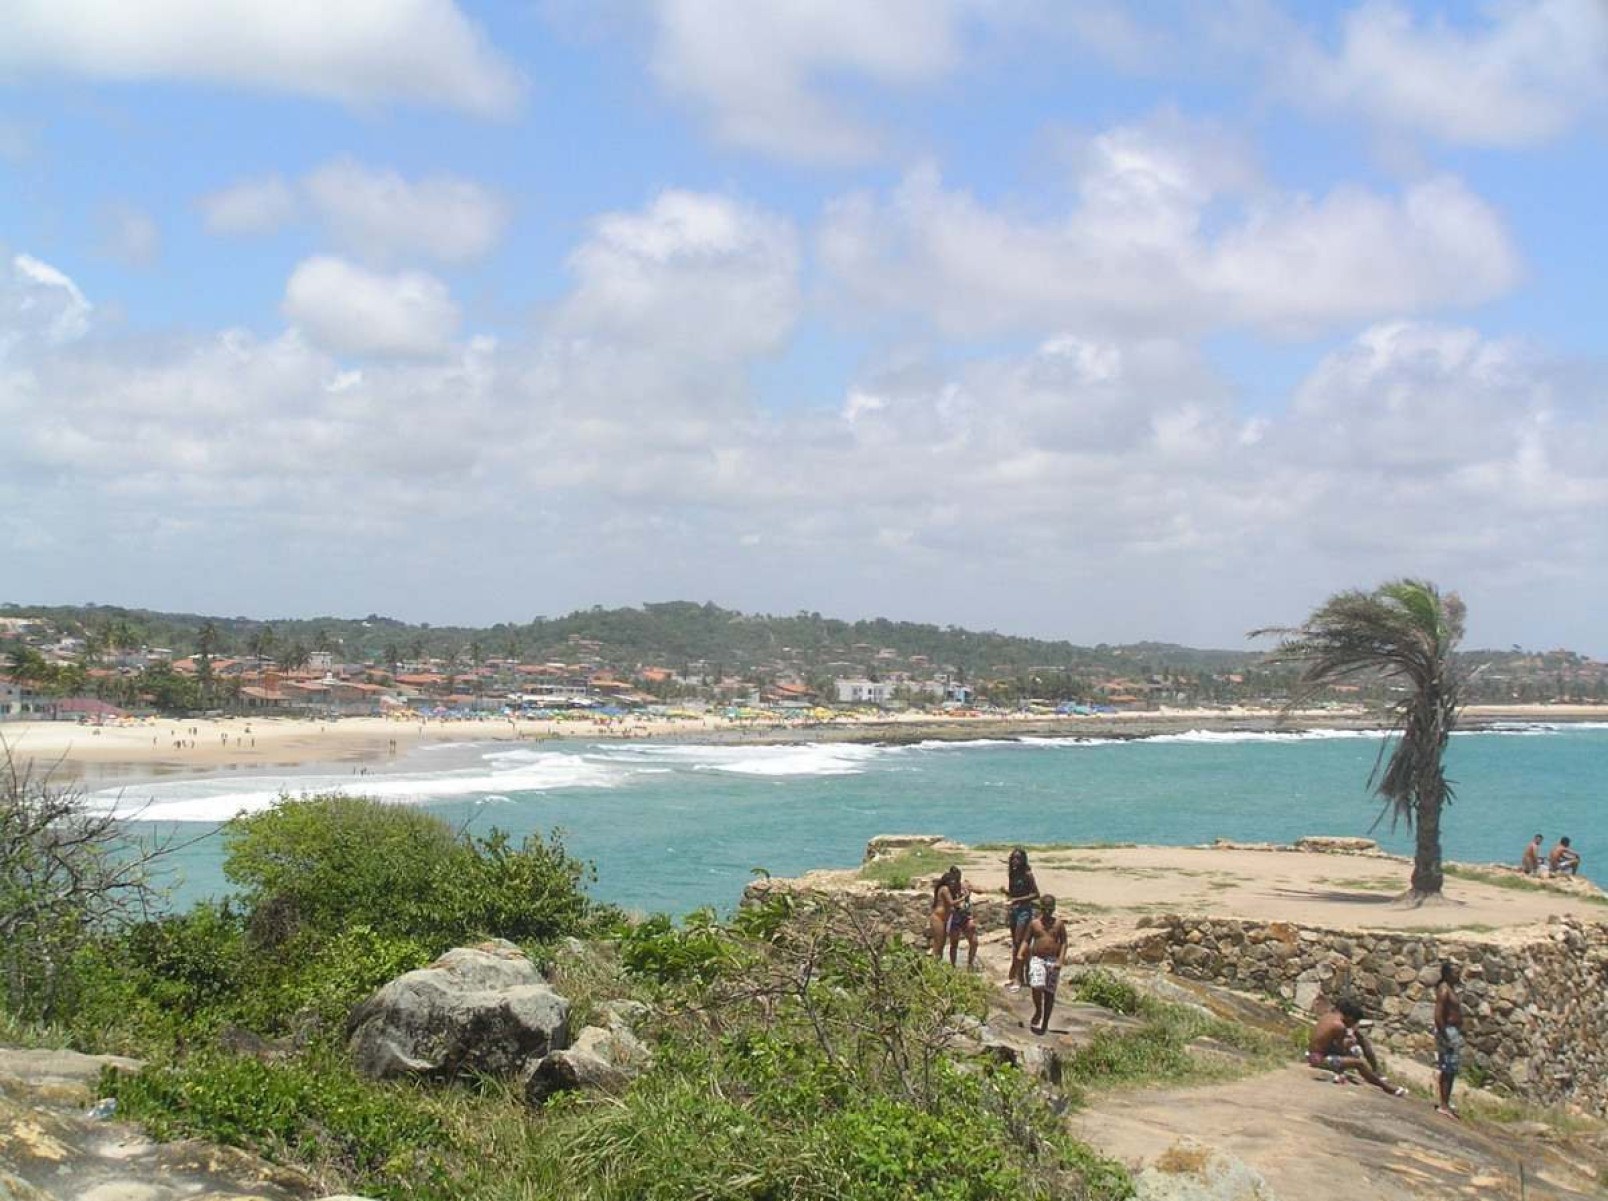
1133, 1139, 1277, 1200
347, 940, 569, 1081
525, 1022, 652, 1105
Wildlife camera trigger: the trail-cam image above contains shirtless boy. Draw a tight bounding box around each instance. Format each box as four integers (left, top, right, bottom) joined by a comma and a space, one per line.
1549, 836, 1582, 877
1026, 895, 1067, 1036
1520, 834, 1543, 875
1434, 962, 1465, 1118
1307, 998, 1407, 1097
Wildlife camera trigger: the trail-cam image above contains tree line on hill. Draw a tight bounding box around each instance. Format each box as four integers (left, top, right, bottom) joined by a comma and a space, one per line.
3, 599, 1605, 712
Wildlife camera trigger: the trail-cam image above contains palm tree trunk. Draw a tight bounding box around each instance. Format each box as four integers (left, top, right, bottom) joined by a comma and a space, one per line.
1410, 792, 1444, 898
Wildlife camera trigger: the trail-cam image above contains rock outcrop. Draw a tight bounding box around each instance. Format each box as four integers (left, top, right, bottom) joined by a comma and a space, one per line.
0, 1047, 342, 1201
524, 1001, 653, 1105
346, 939, 568, 1081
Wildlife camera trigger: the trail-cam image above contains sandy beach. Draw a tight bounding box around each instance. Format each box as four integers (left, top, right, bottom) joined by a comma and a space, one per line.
1, 703, 1602, 784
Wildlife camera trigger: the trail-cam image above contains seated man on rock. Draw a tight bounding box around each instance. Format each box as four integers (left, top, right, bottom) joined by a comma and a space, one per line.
1549, 836, 1582, 877
1520, 833, 1543, 875
1307, 997, 1406, 1097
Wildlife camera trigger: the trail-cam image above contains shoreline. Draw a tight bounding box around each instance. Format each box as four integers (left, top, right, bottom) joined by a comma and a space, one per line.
0, 703, 1602, 786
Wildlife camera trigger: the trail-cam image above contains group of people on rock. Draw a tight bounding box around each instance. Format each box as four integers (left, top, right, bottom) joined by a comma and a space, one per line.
927, 848, 1067, 1036
1520, 832, 1581, 876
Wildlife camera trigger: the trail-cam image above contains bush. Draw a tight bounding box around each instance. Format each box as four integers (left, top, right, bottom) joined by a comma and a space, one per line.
222, 794, 607, 953
103, 1049, 461, 1197
58, 794, 611, 1049
1072, 969, 1143, 1016
0, 747, 173, 1022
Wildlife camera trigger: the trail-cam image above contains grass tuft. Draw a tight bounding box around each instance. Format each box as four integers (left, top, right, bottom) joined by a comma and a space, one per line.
859, 846, 955, 890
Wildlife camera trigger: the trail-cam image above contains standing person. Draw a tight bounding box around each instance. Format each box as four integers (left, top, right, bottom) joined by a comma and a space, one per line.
929, 867, 960, 958
946, 871, 978, 969
1026, 895, 1067, 1036
1520, 834, 1543, 875
1307, 998, 1407, 1097
1549, 836, 1582, 876
1003, 848, 1039, 990
1434, 962, 1464, 1118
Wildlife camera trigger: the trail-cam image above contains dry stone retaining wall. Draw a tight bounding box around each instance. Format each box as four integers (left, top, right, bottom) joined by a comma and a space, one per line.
1087, 914, 1608, 1113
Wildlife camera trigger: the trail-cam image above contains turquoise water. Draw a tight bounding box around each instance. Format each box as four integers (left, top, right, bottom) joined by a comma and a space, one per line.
100, 725, 1608, 917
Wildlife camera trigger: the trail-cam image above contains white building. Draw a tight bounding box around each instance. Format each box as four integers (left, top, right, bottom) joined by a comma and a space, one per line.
835, 678, 894, 705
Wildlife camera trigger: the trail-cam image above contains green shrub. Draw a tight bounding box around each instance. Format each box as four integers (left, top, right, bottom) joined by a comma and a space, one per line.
104, 1048, 461, 1196
617, 908, 740, 985
222, 793, 608, 952
1072, 969, 1143, 1015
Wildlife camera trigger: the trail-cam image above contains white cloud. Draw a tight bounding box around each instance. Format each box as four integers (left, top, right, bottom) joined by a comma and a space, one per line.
5, 253, 92, 346
0, 0, 523, 117
820, 116, 1519, 338
2, 194, 1601, 650
199, 176, 298, 235
648, 0, 960, 162
560, 190, 801, 362
301, 160, 509, 264
198, 161, 509, 263
96, 203, 161, 268
282, 256, 459, 357
1290, 0, 1608, 146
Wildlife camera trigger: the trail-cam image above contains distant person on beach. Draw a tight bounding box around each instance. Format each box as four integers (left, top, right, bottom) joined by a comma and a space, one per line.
1026, 895, 1066, 1036
1520, 834, 1543, 874
1004, 848, 1039, 990
1434, 962, 1464, 1118
929, 867, 961, 958
946, 871, 978, 969
1549, 836, 1581, 876
1307, 998, 1406, 1097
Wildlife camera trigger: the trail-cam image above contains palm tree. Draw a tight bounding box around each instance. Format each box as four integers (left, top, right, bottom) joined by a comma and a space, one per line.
196, 621, 219, 708
1254, 579, 1465, 902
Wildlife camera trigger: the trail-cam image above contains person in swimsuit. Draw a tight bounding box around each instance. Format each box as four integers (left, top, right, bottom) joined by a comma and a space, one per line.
1307, 998, 1406, 1096
929, 867, 960, 958
946, 871, 978, 969
1003, 847, 1039, 989
1434, 962, 1464, 1118
1026, 894, 1066, 1035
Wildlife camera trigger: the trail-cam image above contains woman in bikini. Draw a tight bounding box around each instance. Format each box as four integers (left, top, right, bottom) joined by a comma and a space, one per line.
946, 870, 978, 969
1003, 848, 1039, 989
929, 866, 961, 958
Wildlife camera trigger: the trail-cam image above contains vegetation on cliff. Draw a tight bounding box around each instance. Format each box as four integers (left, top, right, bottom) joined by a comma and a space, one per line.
1, 763, 1133, 1199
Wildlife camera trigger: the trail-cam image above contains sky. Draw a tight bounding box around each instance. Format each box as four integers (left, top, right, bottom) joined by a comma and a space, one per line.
1, 1, 1605, 654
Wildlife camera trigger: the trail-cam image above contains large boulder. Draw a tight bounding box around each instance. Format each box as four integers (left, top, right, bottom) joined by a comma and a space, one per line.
347, 940, 568, 1081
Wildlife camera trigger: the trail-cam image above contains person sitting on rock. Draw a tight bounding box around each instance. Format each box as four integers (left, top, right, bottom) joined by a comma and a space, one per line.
1520, 833, 1543, 875
1549, 836, 1582, 877
1307, 998, 1406, 1097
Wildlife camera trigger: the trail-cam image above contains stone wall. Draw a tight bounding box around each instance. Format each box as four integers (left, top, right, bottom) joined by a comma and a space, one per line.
744, 879, 1003, 936
1085, 914, 1608, 1113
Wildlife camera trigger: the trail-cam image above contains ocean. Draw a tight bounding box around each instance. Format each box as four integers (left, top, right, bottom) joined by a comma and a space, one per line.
96, 724, 1608, 917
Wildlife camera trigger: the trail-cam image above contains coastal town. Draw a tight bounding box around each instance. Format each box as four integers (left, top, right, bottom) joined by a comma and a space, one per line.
4, 604, 1606, 724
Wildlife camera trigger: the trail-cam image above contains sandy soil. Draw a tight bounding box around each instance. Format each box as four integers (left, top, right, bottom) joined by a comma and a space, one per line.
1, 702, 1599, 784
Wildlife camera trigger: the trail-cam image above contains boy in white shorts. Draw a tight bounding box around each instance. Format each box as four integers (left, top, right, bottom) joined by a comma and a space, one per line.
1026, 895, 1067, 1035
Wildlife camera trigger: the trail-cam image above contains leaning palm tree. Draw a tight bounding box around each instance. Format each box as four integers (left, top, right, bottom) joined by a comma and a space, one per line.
1254, 579, 1465, 902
